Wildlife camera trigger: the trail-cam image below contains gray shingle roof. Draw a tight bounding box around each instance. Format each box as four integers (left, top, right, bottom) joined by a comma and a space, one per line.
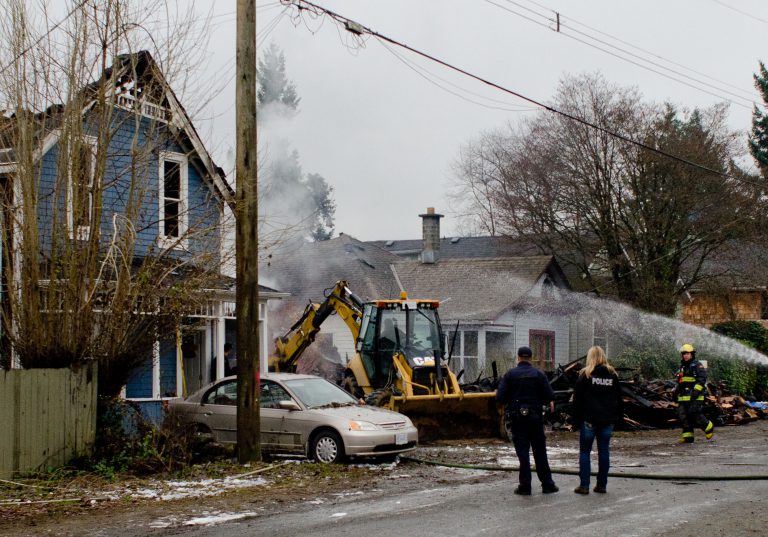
393, 256, 565, 323
262, 236, 569, 323
369, 236, 543, 259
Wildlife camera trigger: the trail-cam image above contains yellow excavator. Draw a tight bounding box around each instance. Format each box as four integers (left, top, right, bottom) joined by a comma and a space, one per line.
269, 281, 501, 440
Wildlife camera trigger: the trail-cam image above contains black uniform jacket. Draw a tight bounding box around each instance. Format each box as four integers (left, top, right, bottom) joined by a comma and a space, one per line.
572, 364, 623, 427
496, 361, 554, 411
675, 358, 707, 401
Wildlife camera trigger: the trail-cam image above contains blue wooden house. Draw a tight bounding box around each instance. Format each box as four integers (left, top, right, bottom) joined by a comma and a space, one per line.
0, 51, 283, 420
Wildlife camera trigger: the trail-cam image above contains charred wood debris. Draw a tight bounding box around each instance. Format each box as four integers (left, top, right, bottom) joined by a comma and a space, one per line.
460, 357, 768, 431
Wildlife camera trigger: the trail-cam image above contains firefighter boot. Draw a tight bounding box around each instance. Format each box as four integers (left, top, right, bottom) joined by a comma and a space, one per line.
677, 431, 694, 444
704, 421, 714, 440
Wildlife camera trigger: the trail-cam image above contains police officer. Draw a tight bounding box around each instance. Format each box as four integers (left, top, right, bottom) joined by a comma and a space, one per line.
675, 343, 714, 444
496, 346, 559, 495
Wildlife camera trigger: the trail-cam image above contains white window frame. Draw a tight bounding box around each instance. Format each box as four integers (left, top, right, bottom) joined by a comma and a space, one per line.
158, 151, 188, 249
67, 135, 97, 241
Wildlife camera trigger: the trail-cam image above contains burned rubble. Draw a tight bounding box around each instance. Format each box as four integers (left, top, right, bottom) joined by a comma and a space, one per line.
460, 357, 768, 431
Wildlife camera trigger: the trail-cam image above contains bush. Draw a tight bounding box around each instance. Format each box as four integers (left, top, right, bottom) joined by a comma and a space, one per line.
710, 321, 768, 399
711, 320, 768, 353
612, 346, 678, 381
87, 397, 219, 477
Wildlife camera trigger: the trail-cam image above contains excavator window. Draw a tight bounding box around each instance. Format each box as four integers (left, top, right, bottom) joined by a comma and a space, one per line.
358, 304, 379, 381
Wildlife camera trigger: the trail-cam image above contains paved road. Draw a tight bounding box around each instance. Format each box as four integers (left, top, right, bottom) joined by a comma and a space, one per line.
170, 429, 768, 537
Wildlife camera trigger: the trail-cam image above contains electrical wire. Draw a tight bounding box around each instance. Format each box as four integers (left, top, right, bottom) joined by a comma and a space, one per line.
486, 0, 755, 109
283, 0, 763, 191
380, 40, 537, 114
711, 0, 768, 25
0, 0, 91, 77
522, 0, 755, 100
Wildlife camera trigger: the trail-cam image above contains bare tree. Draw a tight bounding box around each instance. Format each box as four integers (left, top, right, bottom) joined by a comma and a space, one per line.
0, 0, 232, 396
453, 73, 753, 314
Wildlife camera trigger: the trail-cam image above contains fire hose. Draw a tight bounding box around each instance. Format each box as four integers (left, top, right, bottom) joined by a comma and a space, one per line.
401, 456, 768, 481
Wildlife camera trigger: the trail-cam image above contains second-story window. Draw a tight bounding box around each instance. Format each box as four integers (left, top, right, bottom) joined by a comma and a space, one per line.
159, 151, 188, 247
67, 136, 97, 240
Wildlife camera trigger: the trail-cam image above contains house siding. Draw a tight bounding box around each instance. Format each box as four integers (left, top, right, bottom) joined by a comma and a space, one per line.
681, 291, 765, 327
497, 310, 570, 369
35, 109, 222, 262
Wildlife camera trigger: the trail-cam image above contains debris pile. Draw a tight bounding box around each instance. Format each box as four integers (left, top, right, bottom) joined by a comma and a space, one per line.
466, 357, 768, 431
544, 358, 768, 430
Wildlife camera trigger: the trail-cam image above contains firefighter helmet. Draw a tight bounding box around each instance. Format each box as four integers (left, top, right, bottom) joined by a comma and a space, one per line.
679, 343, 695, 353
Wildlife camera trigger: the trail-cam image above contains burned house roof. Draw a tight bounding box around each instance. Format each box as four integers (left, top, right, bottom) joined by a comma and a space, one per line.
0, 50, 233, 208
261, 233, 405, 308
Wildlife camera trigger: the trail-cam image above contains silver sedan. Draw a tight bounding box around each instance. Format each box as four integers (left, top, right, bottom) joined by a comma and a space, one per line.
168, 372, 418, 463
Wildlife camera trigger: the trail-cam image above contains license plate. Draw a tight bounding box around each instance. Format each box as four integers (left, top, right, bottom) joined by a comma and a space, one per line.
395, 432, 407, 445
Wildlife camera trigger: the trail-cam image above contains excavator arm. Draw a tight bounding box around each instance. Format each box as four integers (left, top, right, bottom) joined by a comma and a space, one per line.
269, 281, 364, 372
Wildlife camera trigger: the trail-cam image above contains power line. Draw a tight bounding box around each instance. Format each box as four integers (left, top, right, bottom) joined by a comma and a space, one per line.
284, 0, 761, 190
712, 0, 768, 25
0, 0, 91, 77
521, 0, 755, 100
486, 0, 755, 110
380, 41, 537, 114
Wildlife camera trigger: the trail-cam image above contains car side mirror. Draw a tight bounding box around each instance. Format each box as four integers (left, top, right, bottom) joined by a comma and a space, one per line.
279, 400, 301, 411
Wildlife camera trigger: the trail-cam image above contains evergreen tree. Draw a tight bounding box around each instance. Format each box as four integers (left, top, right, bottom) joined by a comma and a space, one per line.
257, 43, 335, 241
306, 173, 336, 241
750, 61, 768, 179
257, 42, 300, 111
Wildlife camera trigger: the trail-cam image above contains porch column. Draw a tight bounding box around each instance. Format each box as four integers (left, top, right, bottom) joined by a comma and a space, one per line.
216, 315, 226, 379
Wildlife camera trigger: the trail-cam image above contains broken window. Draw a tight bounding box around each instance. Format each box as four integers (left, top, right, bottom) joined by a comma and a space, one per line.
485, 330, 514, 376
67, 136, 97, 240
159, 152, 187, 246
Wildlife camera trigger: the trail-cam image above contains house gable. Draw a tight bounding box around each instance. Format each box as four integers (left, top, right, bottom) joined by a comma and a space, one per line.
17, 51, 230, 264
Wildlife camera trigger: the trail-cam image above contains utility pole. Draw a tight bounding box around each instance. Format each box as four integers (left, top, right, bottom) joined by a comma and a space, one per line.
235, 0, 260, 463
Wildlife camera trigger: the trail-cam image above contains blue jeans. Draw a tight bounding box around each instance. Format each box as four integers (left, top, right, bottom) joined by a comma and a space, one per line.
579, 422, 613, 489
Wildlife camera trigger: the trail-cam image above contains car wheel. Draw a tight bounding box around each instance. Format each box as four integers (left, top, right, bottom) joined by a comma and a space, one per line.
311, 430, 344, 464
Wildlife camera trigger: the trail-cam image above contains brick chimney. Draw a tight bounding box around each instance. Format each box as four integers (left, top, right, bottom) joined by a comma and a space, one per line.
419, 207, 443, 264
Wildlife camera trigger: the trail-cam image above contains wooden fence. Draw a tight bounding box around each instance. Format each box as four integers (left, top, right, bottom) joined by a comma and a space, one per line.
0, 363, 97, 480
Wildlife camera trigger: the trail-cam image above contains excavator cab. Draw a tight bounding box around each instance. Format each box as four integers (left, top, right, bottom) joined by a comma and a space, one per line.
356, 300, 445, 390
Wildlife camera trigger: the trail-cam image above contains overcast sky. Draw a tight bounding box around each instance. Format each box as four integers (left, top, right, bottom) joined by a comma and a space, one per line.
190, 0, 766, 242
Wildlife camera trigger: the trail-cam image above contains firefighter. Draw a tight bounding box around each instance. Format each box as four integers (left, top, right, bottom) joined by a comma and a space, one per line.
675, 343, 714, 444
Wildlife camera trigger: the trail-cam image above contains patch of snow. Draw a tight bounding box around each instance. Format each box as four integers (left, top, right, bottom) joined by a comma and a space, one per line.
332, 491, 364, 498
148, 517, 178, 528
111, 476, 269, 501
330, 512, 347, 518
183, 512, 257, 526
445, 468, 492, 476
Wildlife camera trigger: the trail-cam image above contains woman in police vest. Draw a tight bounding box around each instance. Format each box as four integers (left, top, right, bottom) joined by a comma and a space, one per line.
572, 346, 623, 495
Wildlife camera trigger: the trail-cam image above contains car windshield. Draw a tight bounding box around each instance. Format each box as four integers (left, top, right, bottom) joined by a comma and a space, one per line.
283, 377, 359, 409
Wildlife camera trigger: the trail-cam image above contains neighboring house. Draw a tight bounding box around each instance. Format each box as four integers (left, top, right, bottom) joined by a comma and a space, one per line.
262, 208, 576, 380
0, 51, 283, 420
677, 241, 768, 328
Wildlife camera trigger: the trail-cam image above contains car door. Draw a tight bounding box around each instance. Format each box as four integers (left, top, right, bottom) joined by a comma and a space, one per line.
199, 380, 237, 443
261, 380, 304, 453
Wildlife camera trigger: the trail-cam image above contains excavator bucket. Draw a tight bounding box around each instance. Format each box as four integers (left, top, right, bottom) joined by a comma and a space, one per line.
388, 392, 502, 442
